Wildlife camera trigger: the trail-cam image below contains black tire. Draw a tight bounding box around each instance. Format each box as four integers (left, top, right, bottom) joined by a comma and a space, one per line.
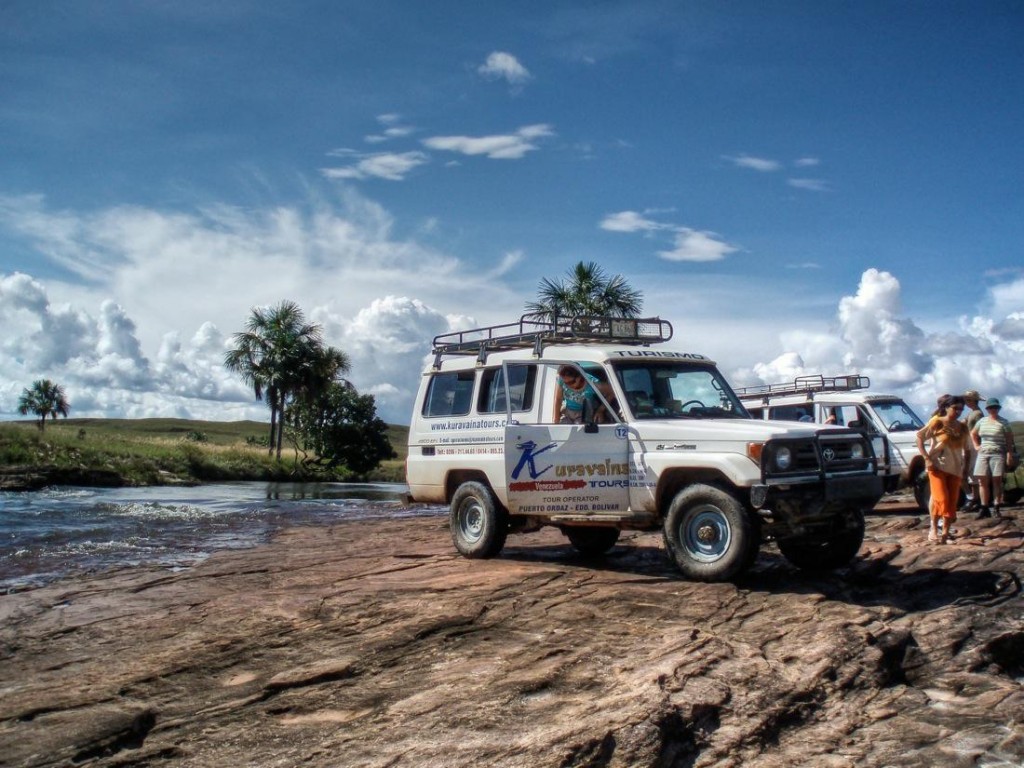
565, 526, 621, 557
777, 509, 865, 571
662, 485, 758, 582
449, 481, 508, 559
913, 469, 930, 512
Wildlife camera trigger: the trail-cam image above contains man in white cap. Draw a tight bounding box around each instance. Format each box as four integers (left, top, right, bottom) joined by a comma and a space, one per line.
962, 389, 985, 511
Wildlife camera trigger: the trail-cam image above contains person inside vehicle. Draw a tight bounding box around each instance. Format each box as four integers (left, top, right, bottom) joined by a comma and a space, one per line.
553, 364, 611, 424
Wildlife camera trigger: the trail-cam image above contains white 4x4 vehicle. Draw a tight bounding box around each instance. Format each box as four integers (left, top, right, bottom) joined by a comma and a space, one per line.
735, 375, 931, 510
406, 316, 883, 582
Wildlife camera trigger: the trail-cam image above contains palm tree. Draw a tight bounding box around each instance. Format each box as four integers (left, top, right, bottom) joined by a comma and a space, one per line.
18, 379, 71, 432
525, 261, 643, 322
225, 301, 325, 458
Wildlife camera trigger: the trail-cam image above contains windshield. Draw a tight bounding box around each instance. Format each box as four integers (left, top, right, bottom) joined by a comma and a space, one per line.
869, 400, 925, 432
612, 361, 749, 420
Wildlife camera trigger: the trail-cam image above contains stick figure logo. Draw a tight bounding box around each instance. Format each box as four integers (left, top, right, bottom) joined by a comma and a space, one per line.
511, 439, 558, 480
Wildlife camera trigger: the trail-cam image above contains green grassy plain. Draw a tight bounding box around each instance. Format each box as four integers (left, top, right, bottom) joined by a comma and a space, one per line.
0, 418, 409, 488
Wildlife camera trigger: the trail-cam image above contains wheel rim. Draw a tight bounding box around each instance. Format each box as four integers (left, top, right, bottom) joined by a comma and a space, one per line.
457, 499, 485, 543
680, 505, 732, 562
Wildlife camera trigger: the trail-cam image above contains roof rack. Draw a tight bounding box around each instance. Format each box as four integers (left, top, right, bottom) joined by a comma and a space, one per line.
734, 374, 870, 400
431, 314, 673, 367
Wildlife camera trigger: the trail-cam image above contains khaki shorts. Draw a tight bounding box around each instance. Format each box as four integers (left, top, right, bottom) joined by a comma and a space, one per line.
974, 453, 1006, 477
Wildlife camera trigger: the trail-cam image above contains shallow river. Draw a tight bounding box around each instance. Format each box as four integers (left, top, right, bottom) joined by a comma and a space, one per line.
0, 482, 445, 592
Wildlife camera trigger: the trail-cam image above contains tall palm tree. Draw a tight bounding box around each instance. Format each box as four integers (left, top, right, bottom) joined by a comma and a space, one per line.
17, 379, 71, 432
525, 261, 643, 322
225, 301, 325, 458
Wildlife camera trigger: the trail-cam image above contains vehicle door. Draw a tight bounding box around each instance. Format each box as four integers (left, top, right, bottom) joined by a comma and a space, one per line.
503, 361, 630, 516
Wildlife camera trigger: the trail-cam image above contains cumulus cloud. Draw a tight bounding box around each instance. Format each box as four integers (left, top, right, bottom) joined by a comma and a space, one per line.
0, 190, 528, 423
313, 296, 457, 422
0, 272, 252, 419
736, 268, 1024, 418
477, 51, 532, 85
422, 124, 554, 160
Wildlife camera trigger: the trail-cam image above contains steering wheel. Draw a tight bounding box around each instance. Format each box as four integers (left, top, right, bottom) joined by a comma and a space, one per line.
679, 399, 706, 412
887, 420, 902, 431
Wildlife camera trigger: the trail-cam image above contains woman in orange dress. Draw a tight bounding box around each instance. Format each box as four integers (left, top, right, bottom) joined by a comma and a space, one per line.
915, 394, 970, 544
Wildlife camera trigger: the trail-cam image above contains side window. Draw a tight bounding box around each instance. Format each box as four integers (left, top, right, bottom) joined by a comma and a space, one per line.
747, 407, 766, 420
422, 371, 476, 417
770, 404, 813, 422
478, 365, 537, 413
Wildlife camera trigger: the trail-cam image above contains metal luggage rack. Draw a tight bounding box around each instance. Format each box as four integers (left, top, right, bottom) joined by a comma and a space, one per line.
734, 373, 870, 400
431, 314, 673, 367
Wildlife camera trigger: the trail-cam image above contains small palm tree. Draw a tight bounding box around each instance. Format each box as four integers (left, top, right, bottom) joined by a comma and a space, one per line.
525, 261, 643, 321
225, 300, 334, 459
18, 379, 71, 432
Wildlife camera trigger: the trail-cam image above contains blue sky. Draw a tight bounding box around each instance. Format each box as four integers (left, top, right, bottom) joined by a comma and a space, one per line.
2, 1, 1023, 424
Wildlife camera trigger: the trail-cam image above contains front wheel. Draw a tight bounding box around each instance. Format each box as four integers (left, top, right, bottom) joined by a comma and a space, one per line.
662, 485, 758, 582
450, 481, 508, 559
776, 509, 865, 571
565, 526, 621, 557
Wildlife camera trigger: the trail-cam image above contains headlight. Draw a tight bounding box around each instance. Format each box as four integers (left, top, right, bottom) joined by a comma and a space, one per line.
851, 443, 865, 459
775, 446, 793, 471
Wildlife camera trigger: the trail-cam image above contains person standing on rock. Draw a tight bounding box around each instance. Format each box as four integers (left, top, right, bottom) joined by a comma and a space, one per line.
916, 394, 970, 544
961, 390, 985, 512
971, 397, 1017, 519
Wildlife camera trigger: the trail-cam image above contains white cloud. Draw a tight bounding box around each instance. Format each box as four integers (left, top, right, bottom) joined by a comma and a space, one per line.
601, 211, 739, 263
735, 268, 1024, 418
723, 154, 782, 172
423, 124, 554, 160
599, 210, 665, 233
313, 296, 456, 422
795, 157, 820, 167
0, 190, 528, 424
658, 228, 738, 263
477, 51, 531, 85
321, 150, 429, 181
490, 250, 524, 278
788, 178, 829, 192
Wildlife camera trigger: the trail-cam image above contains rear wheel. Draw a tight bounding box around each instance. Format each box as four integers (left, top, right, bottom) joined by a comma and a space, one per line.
777, 509, 865, 571
662, 485, 758, 582
450, 481, 508, 559
565, 526, 621, 557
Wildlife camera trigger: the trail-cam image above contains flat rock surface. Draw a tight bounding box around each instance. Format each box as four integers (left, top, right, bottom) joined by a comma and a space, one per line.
2, 498, 1022, 768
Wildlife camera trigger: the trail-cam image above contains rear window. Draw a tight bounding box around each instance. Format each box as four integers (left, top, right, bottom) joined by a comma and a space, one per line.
422, 371, 476, 417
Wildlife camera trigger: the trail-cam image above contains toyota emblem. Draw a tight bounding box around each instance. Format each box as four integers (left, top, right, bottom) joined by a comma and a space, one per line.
822, 447, 836, 462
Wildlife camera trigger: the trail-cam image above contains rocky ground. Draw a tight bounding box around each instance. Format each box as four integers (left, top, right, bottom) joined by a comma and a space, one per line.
1, 496, 1022, 768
